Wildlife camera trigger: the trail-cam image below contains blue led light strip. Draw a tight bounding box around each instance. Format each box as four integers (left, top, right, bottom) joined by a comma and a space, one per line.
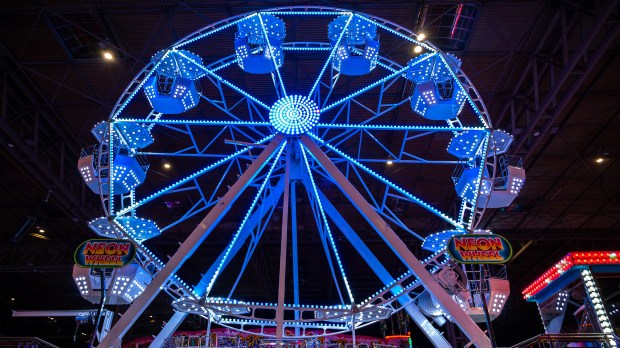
204, 140, 287, 295
173, 13, 258, 49
175, 51, 271, 111
115, 118, 271, 127
111, 220, 198, 297
209, 42, 331, 75
283, 45, 332, 51
316, 123, 486, 132
463, 133, 491, 229
111, 51, 172, 119
116, 135, 274, 216
307, 13, 354, 98
257, 13, 288, 97
321, 52, 436, 113
350, 47, 400, 73
355, 15, 436, 52
300, 143, 355, 303
263, 11, 352, 16
219, 318, 348, 330
320, 66, 409, 113
107, 122, 115, 215
437, 53, 491, 129
308, 133, 464, 229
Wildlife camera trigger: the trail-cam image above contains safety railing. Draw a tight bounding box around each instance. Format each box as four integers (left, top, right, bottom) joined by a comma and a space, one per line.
0, 337, 60, 348
509, 333, 620, 348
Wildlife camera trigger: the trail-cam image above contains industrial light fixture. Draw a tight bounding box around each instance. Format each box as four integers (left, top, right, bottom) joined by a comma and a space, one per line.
416, 32, 426, 41
413, 45, 423, 53
103, 51, 114, 60
163, 162, 172, 169
595, 157, 605, 164
29, 232, 50, 240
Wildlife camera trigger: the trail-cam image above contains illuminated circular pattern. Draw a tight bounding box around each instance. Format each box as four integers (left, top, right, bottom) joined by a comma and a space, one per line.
269, 95, 320, 135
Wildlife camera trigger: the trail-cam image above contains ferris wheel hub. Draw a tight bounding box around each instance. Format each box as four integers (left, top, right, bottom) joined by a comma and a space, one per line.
269, 95, 320, 135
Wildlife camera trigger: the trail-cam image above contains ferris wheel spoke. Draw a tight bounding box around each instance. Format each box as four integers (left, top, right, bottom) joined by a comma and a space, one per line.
133, 124, 264, 161
300, 143, 355, 304
320, 66, 409, 114
308, 13, 354, 100
307, 133, 464, 230
176, 50, 271, 111
116, 134, 275, 216
203, 140, 287, 296
258, 13, 288, 98
310, 163, 423, 241
226, 195, 279, 299
115, 117, 270, 127
319, 52, 436, 115
200, 91, 270, 123
317, 123, 485, 153
317, 123, 485, 132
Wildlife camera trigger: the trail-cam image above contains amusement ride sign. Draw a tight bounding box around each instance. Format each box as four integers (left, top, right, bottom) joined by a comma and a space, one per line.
74, 239, 136, 268
446, 234, 512, 264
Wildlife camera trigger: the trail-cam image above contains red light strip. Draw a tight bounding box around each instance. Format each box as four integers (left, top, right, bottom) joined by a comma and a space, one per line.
522, 251, 619, 299
386, 332, 411, 340
450, 4, 464, 38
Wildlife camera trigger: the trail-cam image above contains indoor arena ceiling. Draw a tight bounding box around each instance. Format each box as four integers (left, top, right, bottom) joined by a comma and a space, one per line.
1, 1, 619, 346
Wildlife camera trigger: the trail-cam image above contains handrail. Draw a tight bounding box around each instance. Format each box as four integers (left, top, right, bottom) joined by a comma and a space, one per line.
509, 333, 620, 347
0, 337, 61, 348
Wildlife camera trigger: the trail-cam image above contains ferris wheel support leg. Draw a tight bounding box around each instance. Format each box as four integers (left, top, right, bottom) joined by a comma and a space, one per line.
300, 136, 491, 348
98, 135, 286, 347
316, 189, 451, 348
149, 178, 286, 348
275, 149, 291, 340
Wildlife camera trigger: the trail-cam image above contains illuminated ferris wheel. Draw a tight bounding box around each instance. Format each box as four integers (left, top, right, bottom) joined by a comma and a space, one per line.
74, 6, 526, 347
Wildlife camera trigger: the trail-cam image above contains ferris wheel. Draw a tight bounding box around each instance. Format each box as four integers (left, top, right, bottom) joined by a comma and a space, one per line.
74, 6, 526, 348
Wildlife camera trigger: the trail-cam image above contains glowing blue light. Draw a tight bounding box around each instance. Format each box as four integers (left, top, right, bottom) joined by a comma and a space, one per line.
116, 134, 274, 216
205, 140, 286, 295
269, 95, 320, 135
308, 133, 463, 229
300, 143, 355, 303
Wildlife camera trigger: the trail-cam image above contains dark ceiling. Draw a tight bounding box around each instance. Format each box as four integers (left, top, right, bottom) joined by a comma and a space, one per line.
1, 1, 619, 347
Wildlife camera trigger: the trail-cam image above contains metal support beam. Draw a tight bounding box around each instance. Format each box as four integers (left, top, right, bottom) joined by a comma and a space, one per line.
498, 1, 619, 158
317, 188, 451, 348
148, 178, 286, 348
99, 135, 285, 347
275, 149, 291, 340
0, 61, 98, 223
291, 180, 300, 336
301, 135, 490, 347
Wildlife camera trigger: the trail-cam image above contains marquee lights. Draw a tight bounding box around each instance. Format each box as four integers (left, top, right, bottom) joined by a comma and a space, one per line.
269, 95, 320, 135
581, 269, 616, 345
522, 251, 620, 299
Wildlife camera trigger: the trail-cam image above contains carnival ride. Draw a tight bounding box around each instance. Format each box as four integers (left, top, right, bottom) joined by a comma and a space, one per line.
521, 251, 620, 347
73, 7, 526, 348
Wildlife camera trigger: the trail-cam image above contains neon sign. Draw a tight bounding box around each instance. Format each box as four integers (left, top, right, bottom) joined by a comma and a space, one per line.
74, 239, 136, 268
447, 234, 512, 264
